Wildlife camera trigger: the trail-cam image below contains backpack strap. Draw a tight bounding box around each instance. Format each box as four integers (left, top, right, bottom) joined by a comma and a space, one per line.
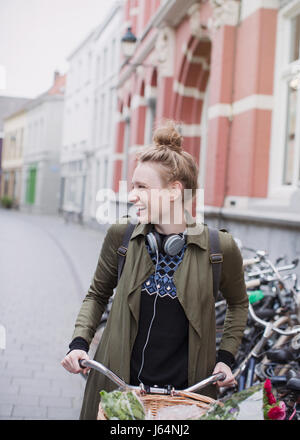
117, 222, 136, 282
208, 227, 223, 301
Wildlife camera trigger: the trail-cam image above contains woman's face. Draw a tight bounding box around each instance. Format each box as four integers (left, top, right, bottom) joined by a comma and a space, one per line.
129, 162, 180, 225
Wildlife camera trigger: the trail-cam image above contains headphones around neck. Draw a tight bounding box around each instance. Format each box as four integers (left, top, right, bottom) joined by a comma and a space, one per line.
146, 226, 187, 257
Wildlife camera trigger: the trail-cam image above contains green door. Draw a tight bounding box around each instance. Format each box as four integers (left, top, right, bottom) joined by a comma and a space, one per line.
26, 167, 37, 204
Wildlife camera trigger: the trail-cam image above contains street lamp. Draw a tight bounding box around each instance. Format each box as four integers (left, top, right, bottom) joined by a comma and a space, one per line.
120, 27, 153, 68
121, 27, 137, 59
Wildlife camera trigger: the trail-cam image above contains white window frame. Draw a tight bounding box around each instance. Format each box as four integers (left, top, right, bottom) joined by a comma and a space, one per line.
269, 0, 300, 200
144, 98, 157, 145
199, 79, 210, 191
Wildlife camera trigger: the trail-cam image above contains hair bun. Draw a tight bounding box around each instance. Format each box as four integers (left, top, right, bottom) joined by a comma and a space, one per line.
153, 120, 183, 153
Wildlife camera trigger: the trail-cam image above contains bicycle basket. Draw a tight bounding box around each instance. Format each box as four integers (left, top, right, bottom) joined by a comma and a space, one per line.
97, 390, 218, 420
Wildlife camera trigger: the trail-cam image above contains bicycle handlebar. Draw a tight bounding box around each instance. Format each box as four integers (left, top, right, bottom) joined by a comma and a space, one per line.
78, 359, 226, 394
248, 303, 300, 336
243, 257, 260, 267
79, 359, 128, 389
246, 272, 297, 289
245, 279, 261, 289
247, 262, 298, 278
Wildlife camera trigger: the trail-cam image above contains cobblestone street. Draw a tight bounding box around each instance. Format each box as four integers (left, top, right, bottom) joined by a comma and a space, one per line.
0, 209, 107, 419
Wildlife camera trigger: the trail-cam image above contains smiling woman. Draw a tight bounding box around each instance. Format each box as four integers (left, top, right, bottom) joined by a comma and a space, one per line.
61, 118, 249, 420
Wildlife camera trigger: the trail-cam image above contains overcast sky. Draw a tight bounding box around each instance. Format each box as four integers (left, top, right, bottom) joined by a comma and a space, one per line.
0, 0, 116, 98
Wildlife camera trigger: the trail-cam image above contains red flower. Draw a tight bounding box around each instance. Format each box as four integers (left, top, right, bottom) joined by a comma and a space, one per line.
267, 402, 286, 420
267, 393, 277, 405
264, 379, 277, 405
264, 379, 272, 394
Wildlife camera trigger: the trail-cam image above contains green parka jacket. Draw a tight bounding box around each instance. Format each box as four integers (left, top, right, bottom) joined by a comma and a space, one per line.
71, 219, 249, 420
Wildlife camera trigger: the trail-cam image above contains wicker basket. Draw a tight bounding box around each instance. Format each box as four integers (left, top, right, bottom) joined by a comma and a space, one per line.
97, 390, 219, 420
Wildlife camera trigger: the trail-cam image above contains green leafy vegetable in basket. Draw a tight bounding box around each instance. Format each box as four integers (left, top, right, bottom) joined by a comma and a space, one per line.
100, 389, 146, 420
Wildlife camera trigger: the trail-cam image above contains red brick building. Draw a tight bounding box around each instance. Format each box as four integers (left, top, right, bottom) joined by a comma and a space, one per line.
112, 0, 300, 265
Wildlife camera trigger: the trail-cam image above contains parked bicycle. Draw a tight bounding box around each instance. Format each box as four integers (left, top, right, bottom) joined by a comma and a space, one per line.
216, 245, 300, 419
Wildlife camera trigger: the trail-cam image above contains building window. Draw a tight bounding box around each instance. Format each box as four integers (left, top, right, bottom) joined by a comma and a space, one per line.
96, 160, 100, 193
10, 133, 16, 159
103, 47, 108, 79
78, 60, 82, 89
19, 127, 24, 156
68, 177, 76, 203
4, 172, 9, 196
104, 157, 109, 188
28, 123, 32, 151
13, 170, 19, 199
144, 97, 156, 145
99, 93, 105, 146
34, 121, 38, 152
290, 13, 300, 62
199, 80, 210, 190
283, 85, 297, 184
282, 11, 300, 186
3, 135, 9, 160
87, 51, 92, 82
96, 55, 101, 82
111, 39, 116, 72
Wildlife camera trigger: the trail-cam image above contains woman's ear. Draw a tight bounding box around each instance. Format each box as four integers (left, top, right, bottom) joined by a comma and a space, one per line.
170, 181, 183, 202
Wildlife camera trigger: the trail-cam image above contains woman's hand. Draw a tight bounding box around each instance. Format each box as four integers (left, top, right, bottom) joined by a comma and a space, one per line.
212, 362, 237, 388
61, 350, 91, 375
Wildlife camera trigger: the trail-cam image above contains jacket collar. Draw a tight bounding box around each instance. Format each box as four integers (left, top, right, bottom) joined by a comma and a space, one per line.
130, 216, 207, 251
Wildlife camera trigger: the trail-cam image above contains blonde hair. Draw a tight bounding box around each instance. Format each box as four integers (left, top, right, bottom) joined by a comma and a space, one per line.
136, 119, 199, 200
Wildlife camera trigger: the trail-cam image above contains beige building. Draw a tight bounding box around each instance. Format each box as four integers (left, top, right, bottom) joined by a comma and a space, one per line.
20, 72, 66, 215
1, 108, 28, 207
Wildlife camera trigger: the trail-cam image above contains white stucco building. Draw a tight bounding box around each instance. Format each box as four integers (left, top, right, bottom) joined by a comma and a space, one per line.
60, 1, 122, 222
59, 27, 95, 218
21, 72, 65, 215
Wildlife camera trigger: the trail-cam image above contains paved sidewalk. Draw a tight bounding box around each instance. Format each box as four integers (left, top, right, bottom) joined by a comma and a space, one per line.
0, 209, 107, 420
